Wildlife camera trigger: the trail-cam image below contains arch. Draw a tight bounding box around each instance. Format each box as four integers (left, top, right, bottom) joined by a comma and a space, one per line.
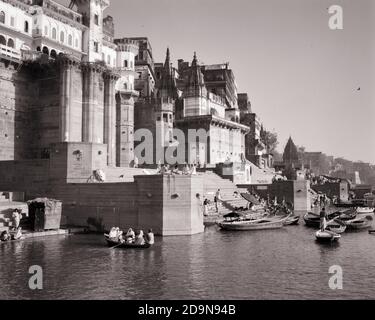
58, 52, 63, 57
52, 27, 57, 40
50, 49, 57, 58
0, 35, 5, 46
24, 21, 29, 33
36, 46, 41, 52
60, 31, 65, 43
0, 11, 4, 24
68, 34, 72, 46
42, 46, 49, 55
7, 38, 14, 48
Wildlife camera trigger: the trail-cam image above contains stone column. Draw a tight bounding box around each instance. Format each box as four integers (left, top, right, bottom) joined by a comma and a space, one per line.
116, 91, 137, 167
59, 57, 76, 142
81, 63, 105, 143
103, 70, 119, 166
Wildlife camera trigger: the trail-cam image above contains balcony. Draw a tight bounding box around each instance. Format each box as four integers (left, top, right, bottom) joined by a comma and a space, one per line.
0, 44, 21, 61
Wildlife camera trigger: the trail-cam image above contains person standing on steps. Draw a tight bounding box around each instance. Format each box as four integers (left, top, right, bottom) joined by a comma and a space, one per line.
215, 189, 222, 213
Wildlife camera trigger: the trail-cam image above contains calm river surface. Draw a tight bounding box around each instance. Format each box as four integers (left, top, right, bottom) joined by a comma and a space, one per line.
1, 219, 375, 300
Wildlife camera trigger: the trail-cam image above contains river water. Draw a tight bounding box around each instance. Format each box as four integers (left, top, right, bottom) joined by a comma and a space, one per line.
1, 219, 375, 300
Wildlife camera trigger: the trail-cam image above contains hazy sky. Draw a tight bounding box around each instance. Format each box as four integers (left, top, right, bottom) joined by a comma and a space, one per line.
61, 0, 375, 163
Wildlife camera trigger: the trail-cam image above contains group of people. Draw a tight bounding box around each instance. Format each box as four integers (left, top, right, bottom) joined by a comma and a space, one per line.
0, 208, 23, 242
157, 163, 198, 176
108, 227, 154, 245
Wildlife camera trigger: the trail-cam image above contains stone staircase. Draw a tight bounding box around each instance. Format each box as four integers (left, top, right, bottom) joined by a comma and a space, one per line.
202, 171, 250, 215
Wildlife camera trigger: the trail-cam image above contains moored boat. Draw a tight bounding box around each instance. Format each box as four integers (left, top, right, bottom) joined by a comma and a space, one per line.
356, 207, 375, 215
315, 230, 341, 242
283, 215, 300, 226
217, 214, 290, 231
345, 215, 373, 230
325, 219, 347, 234
104, 234, 151, 249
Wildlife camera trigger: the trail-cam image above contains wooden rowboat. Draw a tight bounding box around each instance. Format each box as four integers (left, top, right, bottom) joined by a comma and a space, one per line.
315, 230, 341, 242
217, 214, 290, 231
283, 215, 300, 226
104, 234, 151, 249
326, 219, 347, 234
345, 215, 373, 230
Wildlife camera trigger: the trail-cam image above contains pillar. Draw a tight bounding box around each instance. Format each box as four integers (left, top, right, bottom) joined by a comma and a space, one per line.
103, 71, 119, 166
116, 91, 136, 167
59, 58, 73, 142
82, 63, 105, 143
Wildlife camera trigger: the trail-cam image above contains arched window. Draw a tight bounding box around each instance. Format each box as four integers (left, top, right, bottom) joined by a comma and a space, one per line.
68, 34, 72, 46
42, 46, 49, 55
123, 82, 128, 90
75, 37, 78, 48
24, 21, 29, 33
60, 31, 64, 43
0, 11, 5, 24
36, 46, 41, 52
0, 35, 6, 46
50, 49, 57, 58
44, 26, 48, 36
7, 38, 14, 48
52, 28, 57, 40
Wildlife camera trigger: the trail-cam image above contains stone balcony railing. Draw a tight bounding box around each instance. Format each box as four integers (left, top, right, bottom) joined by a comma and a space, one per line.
0, 44, 21, 60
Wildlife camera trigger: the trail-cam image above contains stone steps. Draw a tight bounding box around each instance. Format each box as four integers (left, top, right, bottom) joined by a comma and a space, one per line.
202, 171, 251, 215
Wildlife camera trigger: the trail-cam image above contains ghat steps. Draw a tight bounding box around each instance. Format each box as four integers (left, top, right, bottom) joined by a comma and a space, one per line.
202, 171, 249, 215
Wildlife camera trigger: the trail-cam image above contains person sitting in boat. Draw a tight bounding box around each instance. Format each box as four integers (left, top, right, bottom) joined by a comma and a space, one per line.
12, 227, 22, 240
109, 227, 117, 239
125, 228, 135, 243
0, 230, 11, 242
135, 230, 145, 245
145, 229, 155, 245
320, 207, 328, 231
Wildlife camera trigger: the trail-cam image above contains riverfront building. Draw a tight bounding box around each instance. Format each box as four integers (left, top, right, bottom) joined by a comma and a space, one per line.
0, 0, 286, 235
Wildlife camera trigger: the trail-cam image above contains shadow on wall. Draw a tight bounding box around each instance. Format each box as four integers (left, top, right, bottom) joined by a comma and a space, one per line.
12, 60, 60, 160
86, 216, 105, 232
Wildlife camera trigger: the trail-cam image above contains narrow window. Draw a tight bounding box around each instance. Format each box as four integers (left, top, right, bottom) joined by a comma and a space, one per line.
94, 41, 98, 52
68, 34, 72, 46
44, 26, 48, 36
24, 21, 29, 33
7, 38, 14, 48
52, 28, 57, 40
94, 14, 99, 26
60, 31, 64, 43
124, 60, 128, 68
0, 11, 5, 24
10, 17, 14, 27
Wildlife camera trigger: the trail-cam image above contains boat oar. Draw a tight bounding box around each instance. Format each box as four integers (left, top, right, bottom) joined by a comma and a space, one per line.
109, 242, 123, 249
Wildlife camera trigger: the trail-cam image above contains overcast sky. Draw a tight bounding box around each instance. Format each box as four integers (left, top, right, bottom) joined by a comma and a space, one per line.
61, 0, 375, 163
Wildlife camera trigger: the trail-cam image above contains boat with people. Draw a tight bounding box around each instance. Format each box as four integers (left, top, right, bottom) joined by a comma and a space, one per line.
315, 230, 341, 242
104, 226, 154, 249
104, 234, 151, 249
217, 213, 291, 231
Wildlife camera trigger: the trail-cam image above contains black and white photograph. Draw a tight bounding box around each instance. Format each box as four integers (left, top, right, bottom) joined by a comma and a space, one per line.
0, 0, 375, 307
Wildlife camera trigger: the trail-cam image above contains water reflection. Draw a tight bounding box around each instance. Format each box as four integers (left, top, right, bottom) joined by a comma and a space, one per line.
1, 224, 375, 299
